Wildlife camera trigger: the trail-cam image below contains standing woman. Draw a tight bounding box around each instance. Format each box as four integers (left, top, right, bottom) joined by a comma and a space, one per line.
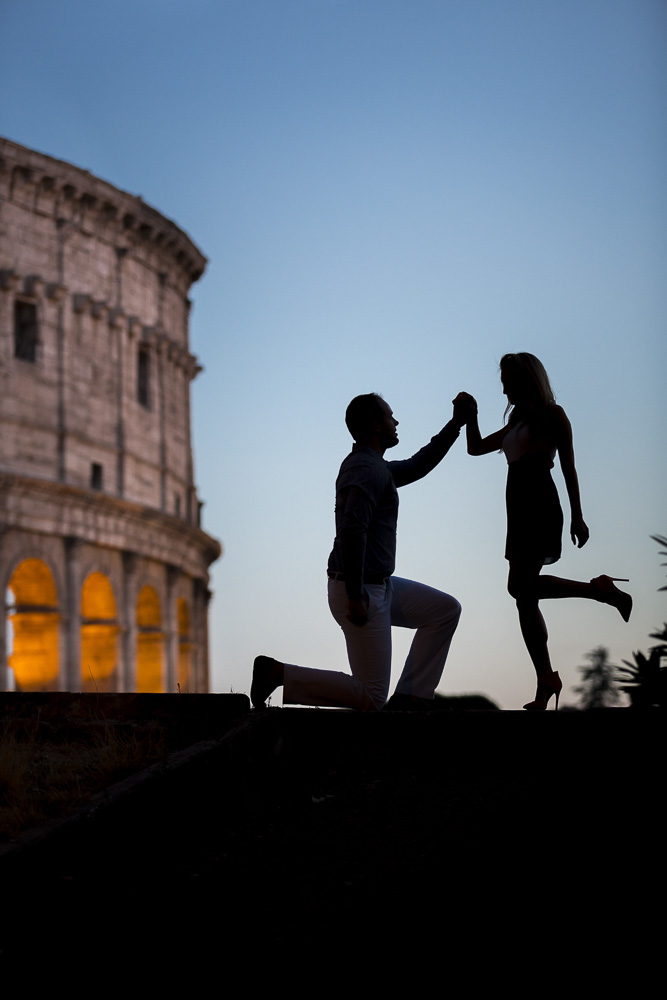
460, 353, 631, 710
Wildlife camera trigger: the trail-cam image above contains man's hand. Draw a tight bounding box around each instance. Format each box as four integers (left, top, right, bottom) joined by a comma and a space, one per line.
452, 391, 478, 427
346, 597, 368, 627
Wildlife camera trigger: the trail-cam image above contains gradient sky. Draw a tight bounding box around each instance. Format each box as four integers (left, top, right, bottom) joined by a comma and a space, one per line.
2, 0, 665, 708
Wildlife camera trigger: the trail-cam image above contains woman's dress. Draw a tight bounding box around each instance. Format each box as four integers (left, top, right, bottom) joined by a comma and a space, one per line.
503, 420, 563, 566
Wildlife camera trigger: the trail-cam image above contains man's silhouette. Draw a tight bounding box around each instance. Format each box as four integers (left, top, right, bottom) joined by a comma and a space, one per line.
251, 392, 467, 710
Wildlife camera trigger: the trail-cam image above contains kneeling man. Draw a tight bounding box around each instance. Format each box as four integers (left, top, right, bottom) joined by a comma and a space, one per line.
251, 392, 467, 710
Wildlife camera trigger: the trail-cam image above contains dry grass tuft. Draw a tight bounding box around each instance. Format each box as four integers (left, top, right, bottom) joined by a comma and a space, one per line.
0, 714, 168, 839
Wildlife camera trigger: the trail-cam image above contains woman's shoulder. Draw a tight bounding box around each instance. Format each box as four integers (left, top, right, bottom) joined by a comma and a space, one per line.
546, 403, 569, 425
543, 404, 573, 445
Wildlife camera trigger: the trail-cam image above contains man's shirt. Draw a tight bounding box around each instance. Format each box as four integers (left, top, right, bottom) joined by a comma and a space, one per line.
327, 421, 461, 600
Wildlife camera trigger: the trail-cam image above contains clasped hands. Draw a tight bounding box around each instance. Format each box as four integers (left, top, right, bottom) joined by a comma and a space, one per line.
452, 391, 478, 426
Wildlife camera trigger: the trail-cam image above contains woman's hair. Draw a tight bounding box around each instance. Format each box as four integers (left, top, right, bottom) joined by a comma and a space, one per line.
500, 353, 556, 425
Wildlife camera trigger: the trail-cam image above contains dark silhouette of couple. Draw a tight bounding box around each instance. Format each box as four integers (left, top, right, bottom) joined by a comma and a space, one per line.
252, 353, 631, 712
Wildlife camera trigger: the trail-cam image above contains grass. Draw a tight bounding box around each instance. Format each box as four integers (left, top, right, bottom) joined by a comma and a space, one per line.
0, 712, 169, 840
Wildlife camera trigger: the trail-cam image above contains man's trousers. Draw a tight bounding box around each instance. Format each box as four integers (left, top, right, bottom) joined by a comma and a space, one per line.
283, 576, 461, 711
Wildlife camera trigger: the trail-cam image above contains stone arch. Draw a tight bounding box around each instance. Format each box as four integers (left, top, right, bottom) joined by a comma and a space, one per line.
1, 535, 67, 608
136, 584, 164, 692
6, 558, 60, 691
78, 548, 123, 601
80, 572, 119, 692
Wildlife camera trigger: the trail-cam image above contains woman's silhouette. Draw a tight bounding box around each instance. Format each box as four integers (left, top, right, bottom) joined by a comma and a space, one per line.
459, 353, 631, 710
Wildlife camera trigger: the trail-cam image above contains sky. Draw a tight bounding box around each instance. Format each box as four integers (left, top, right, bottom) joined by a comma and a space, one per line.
1, 0, 665, 709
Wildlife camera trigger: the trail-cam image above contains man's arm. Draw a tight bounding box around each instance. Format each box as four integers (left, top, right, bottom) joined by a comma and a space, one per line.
338, 484, 372, 602
333, 457, 387, 627
388, 396, 468, 487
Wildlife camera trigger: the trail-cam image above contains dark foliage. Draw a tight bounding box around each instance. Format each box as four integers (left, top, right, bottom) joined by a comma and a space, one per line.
616, 534, 667, 708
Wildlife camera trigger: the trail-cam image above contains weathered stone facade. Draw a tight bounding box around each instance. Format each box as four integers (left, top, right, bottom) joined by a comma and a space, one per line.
0, 137, 221, 692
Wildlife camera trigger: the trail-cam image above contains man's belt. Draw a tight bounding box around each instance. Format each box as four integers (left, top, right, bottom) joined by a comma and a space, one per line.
327, 571, 391, 585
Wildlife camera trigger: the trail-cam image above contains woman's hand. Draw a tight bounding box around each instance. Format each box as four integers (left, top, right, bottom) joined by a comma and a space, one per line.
571, 514, 590, 548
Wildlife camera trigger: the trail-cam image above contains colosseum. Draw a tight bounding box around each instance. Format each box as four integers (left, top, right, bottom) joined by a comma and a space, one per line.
0, 136, 221, 693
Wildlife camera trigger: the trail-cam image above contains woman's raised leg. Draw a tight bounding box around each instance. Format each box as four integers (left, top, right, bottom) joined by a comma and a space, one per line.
537, 574, 632, 621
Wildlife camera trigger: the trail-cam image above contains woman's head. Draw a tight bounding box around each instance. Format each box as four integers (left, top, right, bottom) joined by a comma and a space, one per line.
499, 353, 555, 414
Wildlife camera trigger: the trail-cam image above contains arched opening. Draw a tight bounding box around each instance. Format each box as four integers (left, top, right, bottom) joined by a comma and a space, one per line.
80, 573, 119, 692
177, 597, 192, 692
136, 585, 164, 692
6, 559, 60, 691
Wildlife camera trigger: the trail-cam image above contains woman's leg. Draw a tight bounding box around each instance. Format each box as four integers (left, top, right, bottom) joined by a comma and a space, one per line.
536, 574, 632, 621
508, 560, 564, 708
536, 575, 596, 599
508, 560, 553, 681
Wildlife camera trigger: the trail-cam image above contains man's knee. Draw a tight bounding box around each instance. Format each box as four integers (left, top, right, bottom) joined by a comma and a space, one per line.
440, 594, 462, 625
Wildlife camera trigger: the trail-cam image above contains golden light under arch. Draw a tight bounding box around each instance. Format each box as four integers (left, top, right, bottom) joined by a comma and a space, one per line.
7, 558, 59, 691
80, 572, 119, 692
136, 585, 164, 692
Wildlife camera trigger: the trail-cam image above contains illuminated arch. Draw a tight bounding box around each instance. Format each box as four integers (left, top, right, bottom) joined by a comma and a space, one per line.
80, 573, 119, 692
6, 558, 60, 691
177, 597, 192, 692
136, 585, 164, 692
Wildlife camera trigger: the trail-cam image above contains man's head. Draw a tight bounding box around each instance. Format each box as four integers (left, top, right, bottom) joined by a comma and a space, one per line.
345, 393, 399, 449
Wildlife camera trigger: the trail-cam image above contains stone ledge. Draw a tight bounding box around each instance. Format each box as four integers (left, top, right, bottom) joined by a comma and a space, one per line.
0, 472, 221, 573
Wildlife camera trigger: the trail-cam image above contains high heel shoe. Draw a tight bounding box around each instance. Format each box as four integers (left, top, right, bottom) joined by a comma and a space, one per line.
523, 671, 562, 711
590, 575, 632, 622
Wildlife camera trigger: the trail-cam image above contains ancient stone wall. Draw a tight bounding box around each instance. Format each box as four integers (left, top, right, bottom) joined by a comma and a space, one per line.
0, 137, 221, 693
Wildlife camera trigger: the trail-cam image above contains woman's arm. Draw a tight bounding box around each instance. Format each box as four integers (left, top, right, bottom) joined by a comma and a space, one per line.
451, 393, 508, 455
466, 419, 508, 455
553, 405, 589, 547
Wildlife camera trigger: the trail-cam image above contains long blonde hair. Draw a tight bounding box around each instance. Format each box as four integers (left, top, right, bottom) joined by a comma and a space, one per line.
500, 353, 556, 426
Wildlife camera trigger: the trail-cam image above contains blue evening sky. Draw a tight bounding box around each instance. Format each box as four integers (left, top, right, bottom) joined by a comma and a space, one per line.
2, 0, 665, 707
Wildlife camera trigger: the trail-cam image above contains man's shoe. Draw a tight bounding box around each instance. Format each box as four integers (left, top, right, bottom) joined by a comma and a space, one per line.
251, 655, 283, 708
